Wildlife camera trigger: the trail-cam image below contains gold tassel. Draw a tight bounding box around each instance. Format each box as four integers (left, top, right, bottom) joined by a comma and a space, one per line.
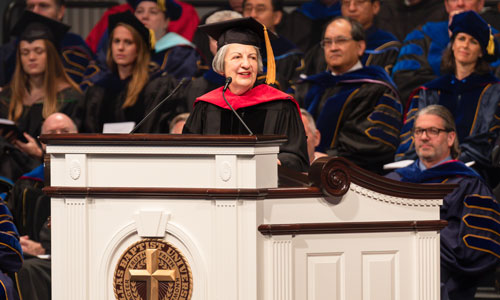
157, 0, 166, 12
263, 25, 276, 85
149, 28, 156, 49
487, 25, 495, 56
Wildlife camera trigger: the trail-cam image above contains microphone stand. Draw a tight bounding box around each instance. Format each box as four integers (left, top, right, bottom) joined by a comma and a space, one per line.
222, 77, 254, 136
130, 78, 187, 134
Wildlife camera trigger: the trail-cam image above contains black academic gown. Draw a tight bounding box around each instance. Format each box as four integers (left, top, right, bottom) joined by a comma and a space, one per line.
0, 87, 83, 138
183, 84, 309, 172
0, 87, 82, 181
80, 73, 181, 133
181, 68, 226, 112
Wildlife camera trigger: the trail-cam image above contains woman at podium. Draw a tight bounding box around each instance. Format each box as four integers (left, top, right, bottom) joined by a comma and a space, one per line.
182, 18, 309, 172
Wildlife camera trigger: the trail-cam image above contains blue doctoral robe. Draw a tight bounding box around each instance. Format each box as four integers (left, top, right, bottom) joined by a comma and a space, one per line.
297, 66, 402, 173
151, 32, 201, 80
392, 21, 500, 106
276, 0, 340, 53
0, 193, 23, 300
296, 0, 340, 21
396, 73, 500, 170
301, 26, 400, 78
386, 160, 500, 300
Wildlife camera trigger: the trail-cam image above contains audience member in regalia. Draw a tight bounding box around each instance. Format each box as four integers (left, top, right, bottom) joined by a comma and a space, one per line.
11, 112, 77, 300
301, 0, 401, 77
276, 0, 341, 53
295, 16, 402, 174
182, 17, 309, 172
169, 112, 190, 133
80, 11, 181, 134
391, 0, 490, 108
85, 0, 199, 54
387, 105, 500, 300
0, 193, 23, 300
92, 0, 200, 81
242, 0, 304, 92
0, 0, 93, 87
300, 108, 323, 164
0, 11, 83, 164
396, 11, 500, 187
181, 10, 243, 111
374, 0, 447, 42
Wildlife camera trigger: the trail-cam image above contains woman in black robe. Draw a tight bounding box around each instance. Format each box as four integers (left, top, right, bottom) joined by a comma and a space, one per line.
183, 18, 309, 172
0, 11, 83, 179
81, 11, 181, 133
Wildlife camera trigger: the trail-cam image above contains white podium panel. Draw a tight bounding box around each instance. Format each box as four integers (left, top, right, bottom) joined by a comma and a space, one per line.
42, 134, 454, 300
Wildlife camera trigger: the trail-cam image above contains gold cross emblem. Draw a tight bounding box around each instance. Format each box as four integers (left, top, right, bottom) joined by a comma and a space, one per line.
129, 248, 177, 300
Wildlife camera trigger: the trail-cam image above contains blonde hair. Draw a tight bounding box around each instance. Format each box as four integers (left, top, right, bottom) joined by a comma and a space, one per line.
107, 23, 150, 108
8, 39, 82, 121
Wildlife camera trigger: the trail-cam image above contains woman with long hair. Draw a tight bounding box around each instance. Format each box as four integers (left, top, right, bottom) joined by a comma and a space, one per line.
396, 11, 500, 182
0, 11, 83, 161
81, 11, 180, 133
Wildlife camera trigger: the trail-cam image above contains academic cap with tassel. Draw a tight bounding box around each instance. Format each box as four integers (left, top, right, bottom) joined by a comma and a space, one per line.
198, 17, 278, 85
449, 11, 499, 62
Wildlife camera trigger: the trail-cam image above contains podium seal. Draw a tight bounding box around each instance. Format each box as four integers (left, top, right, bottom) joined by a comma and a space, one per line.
113, 238, 193, 300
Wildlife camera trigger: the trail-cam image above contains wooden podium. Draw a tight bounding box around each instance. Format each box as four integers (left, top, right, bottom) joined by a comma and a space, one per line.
41, 134, 454, 300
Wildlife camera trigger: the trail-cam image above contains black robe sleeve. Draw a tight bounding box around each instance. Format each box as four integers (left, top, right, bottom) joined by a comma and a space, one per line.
183, 99, 309, 172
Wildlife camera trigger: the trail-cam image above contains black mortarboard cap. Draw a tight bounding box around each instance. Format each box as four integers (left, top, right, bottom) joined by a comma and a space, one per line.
127, 0, 182, 21
11, 10, 69, 47
198, 17, 277, 85
108, 11, 153, 49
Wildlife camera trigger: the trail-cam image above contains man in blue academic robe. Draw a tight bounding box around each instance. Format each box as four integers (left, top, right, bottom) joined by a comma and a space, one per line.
301, 0, 401, 77
295, 16, 402, 174
386, 105, 500, 300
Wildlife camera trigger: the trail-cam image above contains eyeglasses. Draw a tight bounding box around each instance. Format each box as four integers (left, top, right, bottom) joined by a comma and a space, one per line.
341, 0, 371, 5
446, 0, 477, 3
413, 127, 451, 137
320, 37, 354, 48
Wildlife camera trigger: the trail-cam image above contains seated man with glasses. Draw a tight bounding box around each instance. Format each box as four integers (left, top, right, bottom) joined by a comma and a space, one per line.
386, 104, 500, 300
295, 16, 402, 174
301, 0, 401, 77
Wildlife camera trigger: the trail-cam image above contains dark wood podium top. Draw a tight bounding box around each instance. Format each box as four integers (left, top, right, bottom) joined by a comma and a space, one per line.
39, 133, 287, 146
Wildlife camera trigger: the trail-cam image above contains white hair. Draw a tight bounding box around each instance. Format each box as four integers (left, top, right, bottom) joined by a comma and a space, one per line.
300, 108, 317, 133
206, 10, 242, 24
212, 44, 264, 75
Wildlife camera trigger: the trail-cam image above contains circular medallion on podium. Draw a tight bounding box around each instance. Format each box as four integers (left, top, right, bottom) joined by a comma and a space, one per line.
113, 238, 193, 300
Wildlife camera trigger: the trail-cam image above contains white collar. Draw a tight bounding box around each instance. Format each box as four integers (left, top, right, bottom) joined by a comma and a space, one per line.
331, 61, 363, 76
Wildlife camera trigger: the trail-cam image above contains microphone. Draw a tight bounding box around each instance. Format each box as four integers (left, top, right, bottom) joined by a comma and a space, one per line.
222, 77, 254, 135
130, 78, 187, 134
223, 76, 231, 92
